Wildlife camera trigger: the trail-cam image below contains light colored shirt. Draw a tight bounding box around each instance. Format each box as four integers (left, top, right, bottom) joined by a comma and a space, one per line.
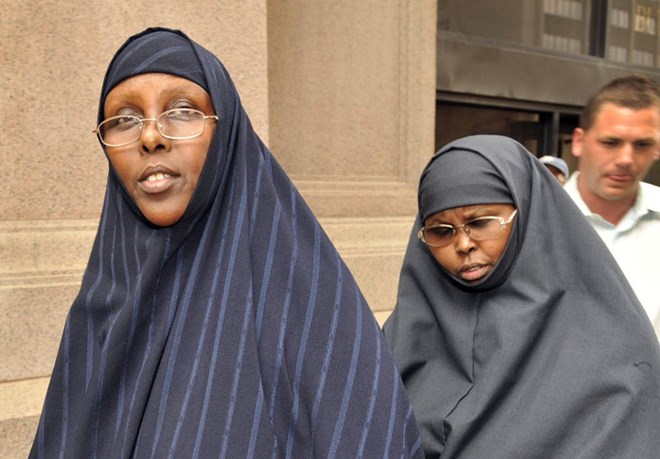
565, 172, 660, 339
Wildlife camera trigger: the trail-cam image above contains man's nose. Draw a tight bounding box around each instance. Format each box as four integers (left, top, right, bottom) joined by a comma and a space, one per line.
615, 143, 634, 166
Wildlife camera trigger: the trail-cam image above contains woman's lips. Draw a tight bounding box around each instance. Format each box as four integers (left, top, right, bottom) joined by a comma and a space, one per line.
138, 165, 179, 194
139, 172, 175, 193
458, 263, 491, 282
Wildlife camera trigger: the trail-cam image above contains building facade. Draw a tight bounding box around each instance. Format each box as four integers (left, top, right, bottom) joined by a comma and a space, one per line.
436, 0, 660, 183
0, 2, 436, 455
2, 1, 660, 456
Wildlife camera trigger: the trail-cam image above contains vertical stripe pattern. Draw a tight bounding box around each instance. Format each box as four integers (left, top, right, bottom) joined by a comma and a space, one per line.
30, 28, 422, 458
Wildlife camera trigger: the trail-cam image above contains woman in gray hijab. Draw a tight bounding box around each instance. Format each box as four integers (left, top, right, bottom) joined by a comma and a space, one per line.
384, 135, 660, 458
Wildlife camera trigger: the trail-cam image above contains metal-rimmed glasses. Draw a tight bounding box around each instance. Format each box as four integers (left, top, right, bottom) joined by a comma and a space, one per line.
418, 209, 517, 247
93, 108, 218, 147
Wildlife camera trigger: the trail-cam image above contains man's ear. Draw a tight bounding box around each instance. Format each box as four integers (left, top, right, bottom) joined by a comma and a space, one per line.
571, 127, 584, 158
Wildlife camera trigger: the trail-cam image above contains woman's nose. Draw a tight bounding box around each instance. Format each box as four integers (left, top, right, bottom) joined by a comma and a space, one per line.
139, 119, 171, 154
454, 229, 476, 254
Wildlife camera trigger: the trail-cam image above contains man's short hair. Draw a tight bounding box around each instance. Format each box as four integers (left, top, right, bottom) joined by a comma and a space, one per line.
579, 74, 660, 130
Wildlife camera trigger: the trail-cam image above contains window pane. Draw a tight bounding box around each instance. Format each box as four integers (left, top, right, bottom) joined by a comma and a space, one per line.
435, 103, 544, 155
438, 0, 592, 56
607, 0, 660, 67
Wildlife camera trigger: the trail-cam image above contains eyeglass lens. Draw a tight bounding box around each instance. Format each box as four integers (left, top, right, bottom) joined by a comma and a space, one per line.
98, 109, 206, 146
424, 217, 503, 247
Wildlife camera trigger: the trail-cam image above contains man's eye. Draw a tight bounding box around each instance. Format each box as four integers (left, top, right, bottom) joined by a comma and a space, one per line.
634, 141, 655, 149
600, 139, 620, 147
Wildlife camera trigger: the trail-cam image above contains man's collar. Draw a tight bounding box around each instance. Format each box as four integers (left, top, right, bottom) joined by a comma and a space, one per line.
564, 172, 593, 215
639, 181, 660, 213
565, 171, 659, 218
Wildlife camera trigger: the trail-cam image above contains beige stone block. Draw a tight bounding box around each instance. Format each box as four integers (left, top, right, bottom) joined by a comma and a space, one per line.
0, 220, 96, 277
0, 283, 79, 382
0, 378, 49, 422
269, 1, 406, 179
268, 0, 437, 220
296, 180, 418, 218
0, 220, 94, 381
0, 378, 47, 457
319, 216, 413, 314
0, 415, 40, 459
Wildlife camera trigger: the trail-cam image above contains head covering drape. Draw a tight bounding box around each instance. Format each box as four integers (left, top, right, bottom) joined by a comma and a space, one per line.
384, 135, 660, 458
419, 149, 513, 222
419, 149, 519, 292
31, 27, 422, 458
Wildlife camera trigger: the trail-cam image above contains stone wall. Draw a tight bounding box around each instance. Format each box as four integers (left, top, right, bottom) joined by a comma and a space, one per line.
0, 1, 436, 456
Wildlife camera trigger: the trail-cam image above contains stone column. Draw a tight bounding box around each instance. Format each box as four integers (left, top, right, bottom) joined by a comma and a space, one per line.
0, 1, 436, 455
268, 0, 437, 323
0, 2, 268, 455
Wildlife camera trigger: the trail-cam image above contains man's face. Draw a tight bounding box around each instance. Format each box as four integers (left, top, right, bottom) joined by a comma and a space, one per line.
544, 165, 567, 185
572, 102, 660, 204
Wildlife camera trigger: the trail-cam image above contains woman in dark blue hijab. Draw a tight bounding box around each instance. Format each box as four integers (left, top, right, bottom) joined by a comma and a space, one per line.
31, 27, 422, 458
384, 135, 660, 458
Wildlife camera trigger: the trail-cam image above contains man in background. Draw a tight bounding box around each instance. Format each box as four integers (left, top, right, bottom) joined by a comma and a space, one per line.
539, 155, 569, 184
566, 74, 660, 338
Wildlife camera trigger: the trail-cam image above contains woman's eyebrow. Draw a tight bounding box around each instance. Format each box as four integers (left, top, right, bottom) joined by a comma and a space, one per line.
426, 218, 450, 226
426, 206, 506, 225
466, 209, 495, 218
427, 210, 478, 225
159, 87, 193, 98
452, 208, 488, 221
158, 82, 208, 99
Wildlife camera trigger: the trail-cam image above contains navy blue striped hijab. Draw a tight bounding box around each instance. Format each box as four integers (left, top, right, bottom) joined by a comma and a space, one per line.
31, 28, 422, 458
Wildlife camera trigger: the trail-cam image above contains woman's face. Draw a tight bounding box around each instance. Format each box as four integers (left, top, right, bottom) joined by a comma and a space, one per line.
425, 203, 516, 283
103, 73, 216, 227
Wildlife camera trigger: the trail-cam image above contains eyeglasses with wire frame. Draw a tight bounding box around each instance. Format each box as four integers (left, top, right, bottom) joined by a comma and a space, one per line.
93, 108, 218, 147
418, 209, 518, 247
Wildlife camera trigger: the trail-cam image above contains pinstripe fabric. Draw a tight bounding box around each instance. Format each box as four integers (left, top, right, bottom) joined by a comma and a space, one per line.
31, 28, 422, 458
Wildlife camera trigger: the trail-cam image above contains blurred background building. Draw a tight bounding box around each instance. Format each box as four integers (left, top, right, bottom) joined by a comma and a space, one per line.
1, 1, 659, 456
437, 0, 660, 183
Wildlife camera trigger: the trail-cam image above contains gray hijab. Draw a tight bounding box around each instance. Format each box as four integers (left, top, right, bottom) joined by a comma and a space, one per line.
419, 149, 517, 291
384, 135, 660, 458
